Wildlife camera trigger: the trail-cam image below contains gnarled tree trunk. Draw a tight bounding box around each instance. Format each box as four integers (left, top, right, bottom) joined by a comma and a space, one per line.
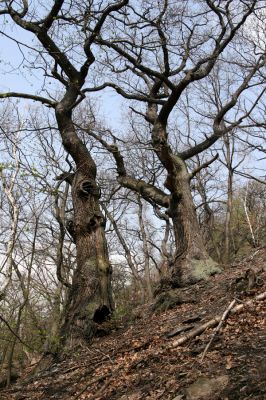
62, 171, 113, 339
56, 92, 114, 346
150, 117, 220, 289
168, 161, 221, 287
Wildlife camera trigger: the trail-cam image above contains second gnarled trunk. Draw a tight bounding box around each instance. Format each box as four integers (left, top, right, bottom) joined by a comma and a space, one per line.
168, 162, 221, 287
151, 119, 221, 288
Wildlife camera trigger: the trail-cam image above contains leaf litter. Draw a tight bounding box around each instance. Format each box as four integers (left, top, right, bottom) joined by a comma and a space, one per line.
0, 247, 266, 400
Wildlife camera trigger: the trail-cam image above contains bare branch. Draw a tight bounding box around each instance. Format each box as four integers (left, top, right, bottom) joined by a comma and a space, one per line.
189, 154, 219, 180
0, 92, 56, 107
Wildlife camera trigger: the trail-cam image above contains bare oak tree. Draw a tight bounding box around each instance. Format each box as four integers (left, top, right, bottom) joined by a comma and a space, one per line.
0, 0, 128, 345
82, 0, 266, 286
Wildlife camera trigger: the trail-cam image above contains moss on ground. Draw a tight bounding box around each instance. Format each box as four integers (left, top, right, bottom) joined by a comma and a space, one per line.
189, 258, 222, 282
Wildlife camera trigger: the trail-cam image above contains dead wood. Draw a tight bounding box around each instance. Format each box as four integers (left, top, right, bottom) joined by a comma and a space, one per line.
172, 291, 266, 347
166, 324, 195, 338
182, 314, 202, 324
200, 299, 236, 361
172, 316, 221, 347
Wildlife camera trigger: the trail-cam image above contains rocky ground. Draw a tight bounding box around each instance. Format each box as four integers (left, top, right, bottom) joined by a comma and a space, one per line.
0, 247, 266, 400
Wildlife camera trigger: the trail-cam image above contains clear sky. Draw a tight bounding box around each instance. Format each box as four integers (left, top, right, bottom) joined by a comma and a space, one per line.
0, 26, 35, 92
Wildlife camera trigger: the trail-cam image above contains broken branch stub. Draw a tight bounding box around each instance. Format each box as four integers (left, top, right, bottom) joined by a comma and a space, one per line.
79, 179, 101, 198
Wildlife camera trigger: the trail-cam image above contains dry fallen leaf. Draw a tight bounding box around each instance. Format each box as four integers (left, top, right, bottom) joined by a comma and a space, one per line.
225, 355, 233, 370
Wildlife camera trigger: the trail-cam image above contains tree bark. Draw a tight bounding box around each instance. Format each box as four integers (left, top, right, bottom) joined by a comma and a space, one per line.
56, 91, 114, 346
165, 159, 221, 287
149, 114, 221, 288
223, 134, 234, 264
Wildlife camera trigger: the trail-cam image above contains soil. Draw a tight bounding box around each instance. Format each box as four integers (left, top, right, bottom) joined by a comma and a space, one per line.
0, 247, 265, 400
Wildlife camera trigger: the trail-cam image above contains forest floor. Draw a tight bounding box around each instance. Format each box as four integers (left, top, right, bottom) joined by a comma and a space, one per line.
0, 247, 266, 400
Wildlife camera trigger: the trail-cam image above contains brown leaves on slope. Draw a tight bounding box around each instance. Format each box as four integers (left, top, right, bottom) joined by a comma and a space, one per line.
1, 247, 266, 400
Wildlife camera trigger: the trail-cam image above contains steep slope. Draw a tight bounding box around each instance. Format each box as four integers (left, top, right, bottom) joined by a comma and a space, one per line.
1, 248, 266, 400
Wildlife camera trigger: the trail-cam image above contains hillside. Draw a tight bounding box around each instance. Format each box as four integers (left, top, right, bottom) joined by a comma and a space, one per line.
1, 248, 266, 400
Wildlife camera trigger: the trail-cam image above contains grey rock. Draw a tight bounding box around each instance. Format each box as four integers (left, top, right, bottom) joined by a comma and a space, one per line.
185, 375, 229, 400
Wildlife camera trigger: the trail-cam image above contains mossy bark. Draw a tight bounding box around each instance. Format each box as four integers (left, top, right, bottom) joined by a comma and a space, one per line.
59, 166, 114, 347
166, 159, 222, 287
56, 94, 114, 348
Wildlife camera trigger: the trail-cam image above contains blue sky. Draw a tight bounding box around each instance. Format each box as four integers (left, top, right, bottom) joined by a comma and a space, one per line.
0, 22, 36, 92
0, 8, 265, 181
0, 21, 124, 131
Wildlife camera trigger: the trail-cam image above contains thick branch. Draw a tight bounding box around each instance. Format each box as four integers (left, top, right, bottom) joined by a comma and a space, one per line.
0, 92, 56, 107
7, 9, 79, 81
41, 0, 64, 30
118, 175, 170, 208
56, 106, 96, 174
82, 82, 165, 104
80, 126, 170, 207
36, 31, 80, 81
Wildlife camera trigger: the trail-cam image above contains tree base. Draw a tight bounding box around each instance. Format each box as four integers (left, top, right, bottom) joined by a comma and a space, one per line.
179, 257, 222, 286
151, 288, 197, 313
156, 257, 222, 292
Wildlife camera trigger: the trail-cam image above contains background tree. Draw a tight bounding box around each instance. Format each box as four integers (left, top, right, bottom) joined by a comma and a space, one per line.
81, 0, 266, 286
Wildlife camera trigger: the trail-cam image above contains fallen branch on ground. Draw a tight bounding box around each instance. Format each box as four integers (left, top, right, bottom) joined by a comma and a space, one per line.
200, 299, 236, 361
166, 323, 195, 338
172, 291, 266, 348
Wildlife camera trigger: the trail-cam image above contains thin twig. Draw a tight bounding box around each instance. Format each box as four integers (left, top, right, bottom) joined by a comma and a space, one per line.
0, 314, 35, 351
73, 372, 112, 400
172, 291, 266, 347
200, 299, 236, 361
